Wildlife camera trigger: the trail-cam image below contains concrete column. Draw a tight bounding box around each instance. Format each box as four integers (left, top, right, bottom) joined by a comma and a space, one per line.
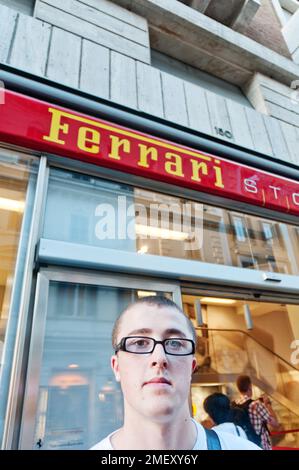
282, 9, 299, 64
232, 0, 261, 32
190, 0, 212, 13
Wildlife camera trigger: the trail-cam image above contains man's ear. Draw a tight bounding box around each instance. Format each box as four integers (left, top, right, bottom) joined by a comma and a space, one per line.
191, 357, 197, 374
111, 354, 121, 382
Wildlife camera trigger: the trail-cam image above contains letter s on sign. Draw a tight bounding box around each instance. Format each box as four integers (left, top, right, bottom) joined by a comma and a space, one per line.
244, 179, 258, 194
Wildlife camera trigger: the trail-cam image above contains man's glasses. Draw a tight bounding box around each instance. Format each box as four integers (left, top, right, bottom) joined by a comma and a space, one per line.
115, 336, 195, 356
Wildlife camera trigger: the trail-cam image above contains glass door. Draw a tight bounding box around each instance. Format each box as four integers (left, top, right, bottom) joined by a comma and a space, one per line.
19, 267, 181, 449
182, 292, 299, 448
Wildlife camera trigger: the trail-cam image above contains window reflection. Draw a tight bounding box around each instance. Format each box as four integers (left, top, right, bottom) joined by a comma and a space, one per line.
135, 188, 299, 275
0, 151, 35, 368
34, 284, 170, 449
232, 216, 247, 242
44, 168, 299, 276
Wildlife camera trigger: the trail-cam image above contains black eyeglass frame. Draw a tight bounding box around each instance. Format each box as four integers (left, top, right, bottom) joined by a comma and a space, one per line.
115, 336, 195, 356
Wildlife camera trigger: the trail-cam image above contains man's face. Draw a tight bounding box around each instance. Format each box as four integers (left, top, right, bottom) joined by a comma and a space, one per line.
111, 304, 197, 423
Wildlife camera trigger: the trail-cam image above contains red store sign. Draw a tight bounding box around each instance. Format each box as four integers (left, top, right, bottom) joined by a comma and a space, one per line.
0, 89, 299, 216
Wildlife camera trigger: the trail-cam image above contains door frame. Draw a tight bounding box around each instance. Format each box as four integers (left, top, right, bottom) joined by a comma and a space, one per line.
18, 266, 181, 449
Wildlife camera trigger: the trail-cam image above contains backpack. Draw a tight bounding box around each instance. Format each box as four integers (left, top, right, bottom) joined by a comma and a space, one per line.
205, 428, 222, 450
231, 399, 262, 447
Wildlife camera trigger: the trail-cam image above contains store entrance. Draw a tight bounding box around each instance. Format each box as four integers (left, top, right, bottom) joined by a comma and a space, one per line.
19, 267, 181, 450
182, 292, 299, 448
18, 267, 299, 449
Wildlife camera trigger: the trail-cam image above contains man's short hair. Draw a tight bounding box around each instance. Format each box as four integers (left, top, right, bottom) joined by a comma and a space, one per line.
236, 375, 252, 393
112, 295, 197, 350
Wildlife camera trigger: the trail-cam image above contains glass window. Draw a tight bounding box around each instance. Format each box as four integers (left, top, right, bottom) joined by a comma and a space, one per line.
183, 294, 299, 367
0, 148, 38, 442
134, 189, 299, 275
28, 279, 173, 450
262, 221, 274, 243
183, 292, 299, 445
43, 167, 299, 276
232, 216, 247, 242
43, 168, 136, 252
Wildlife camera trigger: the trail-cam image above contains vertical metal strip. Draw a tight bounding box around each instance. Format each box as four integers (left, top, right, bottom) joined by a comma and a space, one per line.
18, 271, 50, 450
1, 155, 49, 449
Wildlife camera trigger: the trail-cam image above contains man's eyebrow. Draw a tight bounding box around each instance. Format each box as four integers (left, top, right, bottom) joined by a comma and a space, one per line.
126, 328, 153, 336
125, 328, 188, 338
163, 329, 188, 338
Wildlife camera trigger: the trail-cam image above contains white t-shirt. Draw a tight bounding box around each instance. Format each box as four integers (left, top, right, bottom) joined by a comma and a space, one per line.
213, 422, 248, 440
90, 419, 260, 450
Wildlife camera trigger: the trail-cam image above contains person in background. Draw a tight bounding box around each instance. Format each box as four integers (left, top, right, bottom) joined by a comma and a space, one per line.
235, 375, 280, 450
203, 392, 248, 440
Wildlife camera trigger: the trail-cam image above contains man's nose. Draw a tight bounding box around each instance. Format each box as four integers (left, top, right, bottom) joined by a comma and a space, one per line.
150, 343, 168, 368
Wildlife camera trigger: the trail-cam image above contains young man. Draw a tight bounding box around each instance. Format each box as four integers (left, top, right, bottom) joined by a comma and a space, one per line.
235, 375, 280, 450
91, 296, 260, 450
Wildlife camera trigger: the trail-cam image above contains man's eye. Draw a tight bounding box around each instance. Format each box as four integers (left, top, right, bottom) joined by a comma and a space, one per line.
129, 339, 149, 347
168, 340, 183, 349
136, 340, 147, 347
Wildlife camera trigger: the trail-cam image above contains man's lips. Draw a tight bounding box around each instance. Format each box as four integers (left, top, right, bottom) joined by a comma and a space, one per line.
143, 377, 172, 386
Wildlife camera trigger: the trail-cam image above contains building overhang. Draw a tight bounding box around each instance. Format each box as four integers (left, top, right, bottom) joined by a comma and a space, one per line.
180, 0, 261, 31
114, 0, 299, 87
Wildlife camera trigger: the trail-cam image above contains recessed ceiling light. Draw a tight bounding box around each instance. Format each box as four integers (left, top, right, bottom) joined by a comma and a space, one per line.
137, 291, 157, 298
0, 197, 25, 212
200, 297, 236, 305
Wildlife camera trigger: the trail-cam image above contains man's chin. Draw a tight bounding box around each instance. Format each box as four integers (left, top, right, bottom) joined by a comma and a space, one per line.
143, 399, 176, 420
145, 409, 175, 423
